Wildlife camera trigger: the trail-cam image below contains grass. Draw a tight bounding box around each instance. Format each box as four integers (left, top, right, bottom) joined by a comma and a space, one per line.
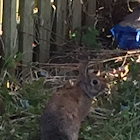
0, 62, 140, 140
79, 78, 140, 140
0, 78, 52, 140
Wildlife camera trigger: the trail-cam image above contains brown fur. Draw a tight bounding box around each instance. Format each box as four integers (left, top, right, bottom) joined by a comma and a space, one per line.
40, 60, 106, 140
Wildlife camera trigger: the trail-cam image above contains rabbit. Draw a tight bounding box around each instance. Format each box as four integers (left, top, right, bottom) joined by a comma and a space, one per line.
40, 59, 106, 140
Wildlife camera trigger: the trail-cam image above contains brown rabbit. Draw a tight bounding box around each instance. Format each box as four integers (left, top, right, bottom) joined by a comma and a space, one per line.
40, 59, 106, 140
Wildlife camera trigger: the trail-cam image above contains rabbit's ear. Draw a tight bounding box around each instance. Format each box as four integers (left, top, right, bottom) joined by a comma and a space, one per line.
78, 60, 88, 77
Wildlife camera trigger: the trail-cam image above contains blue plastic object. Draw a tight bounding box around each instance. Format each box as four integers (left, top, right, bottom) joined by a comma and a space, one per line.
110, 25, 140, 50
110, 8, 140, 50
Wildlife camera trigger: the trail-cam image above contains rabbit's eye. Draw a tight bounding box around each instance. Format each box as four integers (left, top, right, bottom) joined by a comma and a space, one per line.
92, 79, 98, 85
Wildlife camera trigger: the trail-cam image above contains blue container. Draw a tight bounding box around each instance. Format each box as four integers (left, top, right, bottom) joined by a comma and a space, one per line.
110, 7, 140, 50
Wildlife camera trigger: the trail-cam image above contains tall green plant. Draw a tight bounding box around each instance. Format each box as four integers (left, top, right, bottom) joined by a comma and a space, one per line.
70, 26, 100, 49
